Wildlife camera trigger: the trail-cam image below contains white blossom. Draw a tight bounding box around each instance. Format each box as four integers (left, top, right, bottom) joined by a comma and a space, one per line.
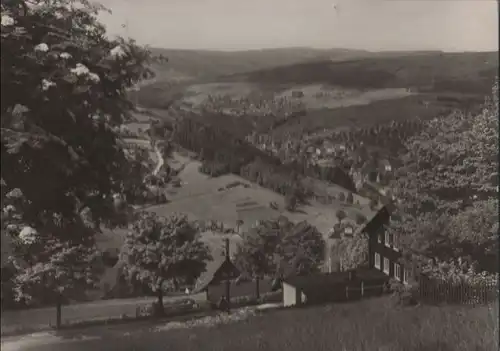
1, 14, 14, 27
34, 43, 49, 52
88, 72, 100, 83
110, 45, 127, 59
6, 188, 23, 198
70, 63, 90, 76
41, 79, 56, 91
54, 11, 64, 19
19, 226, 38, 245
3, 204, 16, 214
83, 24, 94, 33
25, 1, 45, 12
60, 52, 72, 59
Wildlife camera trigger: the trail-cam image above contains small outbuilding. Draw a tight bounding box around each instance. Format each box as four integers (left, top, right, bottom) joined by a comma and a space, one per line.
282, 268, 389, 307
192, 257, 241, 303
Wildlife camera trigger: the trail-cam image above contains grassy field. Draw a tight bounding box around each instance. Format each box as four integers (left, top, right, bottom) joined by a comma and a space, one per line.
148, 152, 374, 234
2, 297, 497, 350
29, 296, 493, 351
134, 296, 499, 351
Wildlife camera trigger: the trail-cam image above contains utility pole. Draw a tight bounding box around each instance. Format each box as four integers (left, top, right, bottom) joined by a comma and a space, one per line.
224, 238, 231, 306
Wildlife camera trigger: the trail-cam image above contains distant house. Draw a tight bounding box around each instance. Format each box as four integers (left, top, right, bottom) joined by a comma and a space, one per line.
282, 268, 389, 307
291, 91, 304, 98
379, 159, 392, 172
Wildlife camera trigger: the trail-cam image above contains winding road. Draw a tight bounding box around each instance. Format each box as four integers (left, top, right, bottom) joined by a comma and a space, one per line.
152, 144, 164, 176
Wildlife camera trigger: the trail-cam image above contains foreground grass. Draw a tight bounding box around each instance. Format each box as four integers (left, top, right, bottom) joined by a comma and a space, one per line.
137, 296, 497, 351
3, 296, 497, 351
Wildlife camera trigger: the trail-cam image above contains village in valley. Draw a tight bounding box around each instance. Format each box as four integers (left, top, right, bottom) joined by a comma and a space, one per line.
1, 1, 499, 351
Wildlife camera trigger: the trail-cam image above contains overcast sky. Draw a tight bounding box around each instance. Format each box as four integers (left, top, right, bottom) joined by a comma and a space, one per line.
97, 0, 498, 52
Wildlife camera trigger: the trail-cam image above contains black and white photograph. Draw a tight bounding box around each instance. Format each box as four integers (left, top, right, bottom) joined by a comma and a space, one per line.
0, 0, 498, 350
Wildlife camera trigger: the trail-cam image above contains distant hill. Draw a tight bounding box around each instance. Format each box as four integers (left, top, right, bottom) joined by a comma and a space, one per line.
148, 47, 447, 81
224, 51, 498, 95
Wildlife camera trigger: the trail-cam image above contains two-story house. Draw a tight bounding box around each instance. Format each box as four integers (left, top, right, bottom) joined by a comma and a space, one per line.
364, 206, 412, 284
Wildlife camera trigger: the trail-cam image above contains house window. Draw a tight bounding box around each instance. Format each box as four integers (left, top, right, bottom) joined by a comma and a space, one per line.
383, 258, 390, 275
377, 233, 382, 243
394, 263, 401, 281
384, 232, 390, 247
393, 234, 399, 251
403, 268, 410, 284
374, 253, 381, 270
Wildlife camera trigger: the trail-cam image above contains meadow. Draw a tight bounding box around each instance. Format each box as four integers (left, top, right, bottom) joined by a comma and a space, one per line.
147, 153, 374, 234
49, 296, 497, 351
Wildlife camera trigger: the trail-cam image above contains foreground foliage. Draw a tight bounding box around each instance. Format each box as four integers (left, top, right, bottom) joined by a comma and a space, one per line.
388, 80, 499, 280
1, 0, 163, 307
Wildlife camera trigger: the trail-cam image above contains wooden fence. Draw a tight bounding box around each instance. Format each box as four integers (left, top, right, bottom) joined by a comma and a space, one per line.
418, 274, 498, 305
345, 282, 386, 300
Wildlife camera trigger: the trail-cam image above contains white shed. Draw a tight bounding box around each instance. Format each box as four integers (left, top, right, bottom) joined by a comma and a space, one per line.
282, 281, 307, 307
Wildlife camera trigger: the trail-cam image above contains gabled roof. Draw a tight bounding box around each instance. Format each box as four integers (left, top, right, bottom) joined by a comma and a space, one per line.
192, 258, 240, 294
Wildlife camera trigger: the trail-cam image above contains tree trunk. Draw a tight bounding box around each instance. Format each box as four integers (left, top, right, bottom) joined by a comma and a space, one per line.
156, 287, 165, 316
55, 292, 62, 329
255, 277, 260, 300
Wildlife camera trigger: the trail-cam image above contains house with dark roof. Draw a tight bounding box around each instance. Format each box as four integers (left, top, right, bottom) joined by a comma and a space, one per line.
192, 254, 242, 305
282, 268, 388, 307
364, 205, 413, 285
192, 256, 240, 292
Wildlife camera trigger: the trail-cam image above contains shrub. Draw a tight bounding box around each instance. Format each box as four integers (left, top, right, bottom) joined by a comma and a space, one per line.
388, 279, 419, 307
346, 192, 354, 204
335, 209, 347, 223
355, 213, 367, 225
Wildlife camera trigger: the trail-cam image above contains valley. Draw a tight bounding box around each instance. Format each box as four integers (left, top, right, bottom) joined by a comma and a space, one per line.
2, 2, 498, 350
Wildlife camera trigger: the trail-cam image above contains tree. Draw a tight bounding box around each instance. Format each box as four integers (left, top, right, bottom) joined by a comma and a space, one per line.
234, 217, 325, 281
2, 187, 103, 325
355, 213, 367, 225
10, 237, 102, 327
284, 192, 298, 212
234, 217, 287, 280
120, 212, 212, 315
1, 0, 166, 309
387, 81, 499, 278
233, 236, 273, 299
1, 0, 162, 232
335, 209, 347, 223
336, 233, 369, 271
279, 220, 325, 275
346, 192, 354, 204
